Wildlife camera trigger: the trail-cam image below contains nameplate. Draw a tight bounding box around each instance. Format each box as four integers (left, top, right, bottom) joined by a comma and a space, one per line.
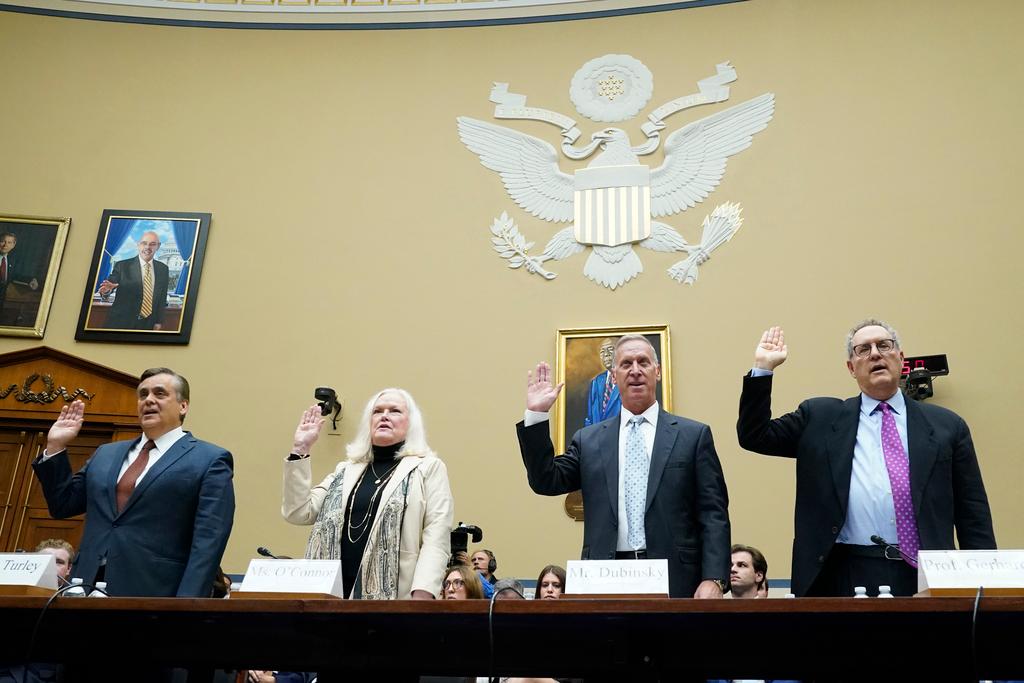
0, 553, 58, 590
566, 559, 669, 596
238, 559, 345, 597
918, 550, 1024, 593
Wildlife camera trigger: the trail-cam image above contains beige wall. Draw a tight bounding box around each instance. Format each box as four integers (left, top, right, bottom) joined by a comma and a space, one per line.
1, 0, 1021, 582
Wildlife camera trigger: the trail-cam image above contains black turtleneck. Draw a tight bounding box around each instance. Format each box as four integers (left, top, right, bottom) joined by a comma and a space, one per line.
341, 441, 404, 597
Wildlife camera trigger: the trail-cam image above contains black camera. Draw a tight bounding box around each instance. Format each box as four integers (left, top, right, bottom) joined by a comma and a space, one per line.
449, 522, 483, 565
314, 387, 342, 429
899, 354, 949, 402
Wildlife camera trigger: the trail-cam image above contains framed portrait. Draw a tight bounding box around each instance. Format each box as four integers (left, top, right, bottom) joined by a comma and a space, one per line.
75, 210, 211, 344
0, 214, 71, 339
554, 324, 672, 520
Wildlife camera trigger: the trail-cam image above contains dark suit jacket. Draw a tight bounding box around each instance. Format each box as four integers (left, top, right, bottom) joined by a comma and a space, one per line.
737, 373, 995, 597
32, 433, 235, 598
105, 256, 169, 329
0, 253, 31, 307
517, 410, 731, 598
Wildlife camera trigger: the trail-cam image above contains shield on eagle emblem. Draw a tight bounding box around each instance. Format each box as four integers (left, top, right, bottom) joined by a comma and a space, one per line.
572, 164, 651, 247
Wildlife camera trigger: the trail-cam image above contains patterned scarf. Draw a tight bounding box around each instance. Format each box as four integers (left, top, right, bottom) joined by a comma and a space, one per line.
304, 464, 412, 600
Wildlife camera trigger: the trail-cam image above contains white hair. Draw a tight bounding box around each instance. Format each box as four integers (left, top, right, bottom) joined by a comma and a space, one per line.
345, 387, 434, 463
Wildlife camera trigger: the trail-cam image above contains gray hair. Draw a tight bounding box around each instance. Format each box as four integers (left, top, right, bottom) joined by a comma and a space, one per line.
345, 387, 434, 463
845, 319, 901, 358
493, 578, 526, 599
613, 334, 659, 364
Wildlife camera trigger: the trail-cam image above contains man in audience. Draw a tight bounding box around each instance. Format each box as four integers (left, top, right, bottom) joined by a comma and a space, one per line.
730, 544, 767, 599
34, 538, 73, 583
470, 549, 498, 585
493, 578, 526, 599
518, 334, 731, 599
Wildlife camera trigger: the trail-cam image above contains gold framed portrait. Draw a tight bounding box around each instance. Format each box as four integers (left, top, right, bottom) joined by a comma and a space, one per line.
0, 214, 71, 339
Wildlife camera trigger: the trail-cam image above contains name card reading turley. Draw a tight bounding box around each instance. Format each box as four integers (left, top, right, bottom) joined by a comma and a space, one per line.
566, 559, 669, 596
0, 553, 58, 590
918, 550, 1024, 593
238, 559, 344, 597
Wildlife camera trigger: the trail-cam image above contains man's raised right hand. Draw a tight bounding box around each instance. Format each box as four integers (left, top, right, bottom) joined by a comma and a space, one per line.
46, 400, 85, 454
754, 326, 789, 371
526, 362, 564, 413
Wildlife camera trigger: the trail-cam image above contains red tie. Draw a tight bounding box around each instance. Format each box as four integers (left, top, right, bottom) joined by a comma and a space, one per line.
116, 439, 155, 513
0, 256, 7, 283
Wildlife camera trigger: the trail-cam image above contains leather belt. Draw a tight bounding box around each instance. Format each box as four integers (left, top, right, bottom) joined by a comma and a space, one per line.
615, 550, 648, 560
835, 543, 902, 561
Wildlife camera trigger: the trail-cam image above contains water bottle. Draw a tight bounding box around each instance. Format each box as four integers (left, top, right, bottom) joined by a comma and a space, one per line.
784, 593, 796, 599
65, 578, 86, 597
877, 585, 894, 598
853, 586, 869, 598
88, 581, 109, 597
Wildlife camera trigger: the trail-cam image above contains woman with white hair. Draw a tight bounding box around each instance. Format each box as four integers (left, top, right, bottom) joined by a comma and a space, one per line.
282, 388, 453, 599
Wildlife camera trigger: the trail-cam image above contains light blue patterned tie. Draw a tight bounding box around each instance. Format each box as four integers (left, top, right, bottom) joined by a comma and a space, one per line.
624, 415, 648, 549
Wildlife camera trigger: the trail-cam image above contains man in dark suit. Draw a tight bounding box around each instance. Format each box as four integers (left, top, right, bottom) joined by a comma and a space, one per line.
97, 230, 169, 330
737, 321, 995, 597
33, 367, 235, 598
517, 334, 731, 598
0, 231, 39, 325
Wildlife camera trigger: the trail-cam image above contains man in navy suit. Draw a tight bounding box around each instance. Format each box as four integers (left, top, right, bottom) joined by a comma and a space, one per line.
33, 367, 235, 598
517, 334, 731, 598
737, 322, 995, 597
0, 231, 40, 325
97, 230, 170, 330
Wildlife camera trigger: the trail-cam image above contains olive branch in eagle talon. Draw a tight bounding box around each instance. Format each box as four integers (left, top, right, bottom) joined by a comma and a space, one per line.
490, 212, 557, 280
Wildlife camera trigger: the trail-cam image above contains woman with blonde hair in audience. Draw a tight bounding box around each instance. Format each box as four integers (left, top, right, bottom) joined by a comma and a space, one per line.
282, 388, 453, 600
441, 563, 485, 600
534, 565, 566, 600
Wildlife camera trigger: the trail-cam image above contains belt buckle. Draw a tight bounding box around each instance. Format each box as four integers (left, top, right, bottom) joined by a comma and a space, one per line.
883, 546, 901, 561
634, 550, 647, 560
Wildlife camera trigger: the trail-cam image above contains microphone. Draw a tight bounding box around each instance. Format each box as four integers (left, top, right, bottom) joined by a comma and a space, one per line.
257, 546, 280, 559
869, 535, 916, 564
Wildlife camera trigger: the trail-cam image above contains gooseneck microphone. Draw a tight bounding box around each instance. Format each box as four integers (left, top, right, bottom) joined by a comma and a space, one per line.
257, 546, 280, 559
870, 535, 916, 564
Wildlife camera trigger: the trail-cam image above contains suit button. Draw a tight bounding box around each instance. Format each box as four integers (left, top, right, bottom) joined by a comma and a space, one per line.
817, 555, 825, 563
112, 523, 119, 528
831, 526, 839, 534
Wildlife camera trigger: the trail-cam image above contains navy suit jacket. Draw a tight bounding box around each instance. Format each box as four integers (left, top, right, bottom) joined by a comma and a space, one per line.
737, 373, 995, 597
32, 432, 235, 597
517, 409, 731, 598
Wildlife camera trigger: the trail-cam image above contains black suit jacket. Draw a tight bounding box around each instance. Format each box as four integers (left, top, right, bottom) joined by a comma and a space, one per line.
737, 373, 995, 597
32, 433, 235, 597
105, 257, 169, 329
517, 410, 730, 598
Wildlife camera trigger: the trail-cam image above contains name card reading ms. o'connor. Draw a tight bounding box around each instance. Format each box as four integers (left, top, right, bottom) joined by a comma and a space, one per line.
238, 559, 344, 597
0, 553, 58, 590
566, 559, 669, 596
918, 550, 1024, 593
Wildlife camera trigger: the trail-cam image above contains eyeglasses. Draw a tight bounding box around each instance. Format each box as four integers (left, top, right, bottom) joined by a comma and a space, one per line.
443, 578, 465, 590
852, 339, 898, 358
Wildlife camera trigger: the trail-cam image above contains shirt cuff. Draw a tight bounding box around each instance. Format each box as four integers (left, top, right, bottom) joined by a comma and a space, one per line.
750, 367, 773, 377
523, 410, 549, 427
38, 449, 64, 461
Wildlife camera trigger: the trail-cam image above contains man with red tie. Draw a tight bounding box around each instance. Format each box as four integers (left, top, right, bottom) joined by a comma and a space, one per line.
737, 320, 995, 597
32, 367, 235, 598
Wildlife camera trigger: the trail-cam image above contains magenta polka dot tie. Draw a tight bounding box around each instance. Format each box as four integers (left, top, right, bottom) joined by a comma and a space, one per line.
879, 402, 919, 567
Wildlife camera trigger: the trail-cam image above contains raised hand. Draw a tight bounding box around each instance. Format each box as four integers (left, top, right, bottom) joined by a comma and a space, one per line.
526, 362, 564, 413
754, 326, 788, 371
46, 400, 85, 454
292, 404, 326, 455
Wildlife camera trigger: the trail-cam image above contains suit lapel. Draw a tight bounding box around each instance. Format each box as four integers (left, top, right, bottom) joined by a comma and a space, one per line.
904, 395, 937, 516
646, 410, 678, 512
598, 419, 619, 523
826, 397, 861, 520
106, 438, 140, 517
118, 433, 194, 517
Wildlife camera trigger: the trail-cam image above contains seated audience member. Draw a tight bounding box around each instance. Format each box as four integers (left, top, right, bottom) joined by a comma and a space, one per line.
534, 565, 566, 600
245, 672, 316, 683
471, 549, 498, 585
34, 538, 73, 583
441, 564, 485, 600
493, 578, 526, 599
730, 544, 768, 599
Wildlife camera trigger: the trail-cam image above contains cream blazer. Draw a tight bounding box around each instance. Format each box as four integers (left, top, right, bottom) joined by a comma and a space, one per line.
282, 453, 454, 598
